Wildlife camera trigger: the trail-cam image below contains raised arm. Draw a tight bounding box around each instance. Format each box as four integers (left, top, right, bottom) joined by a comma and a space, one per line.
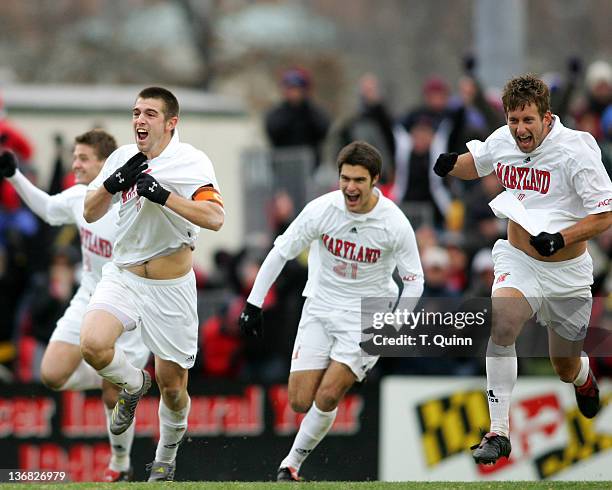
433, 152, 480, 180
1, 151, 61, 223
8, 172, 52, 221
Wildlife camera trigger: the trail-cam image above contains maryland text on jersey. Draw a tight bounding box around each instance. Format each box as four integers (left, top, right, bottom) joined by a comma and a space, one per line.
80, 226, 113, 258
495, 162, 551, 194
321, 233, 381, 263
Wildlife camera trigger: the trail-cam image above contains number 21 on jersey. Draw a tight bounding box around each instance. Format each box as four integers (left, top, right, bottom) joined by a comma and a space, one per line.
333, 259, 358, 279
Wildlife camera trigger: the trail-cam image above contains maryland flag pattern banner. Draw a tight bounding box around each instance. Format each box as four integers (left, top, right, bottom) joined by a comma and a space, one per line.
380, 377, 611, 481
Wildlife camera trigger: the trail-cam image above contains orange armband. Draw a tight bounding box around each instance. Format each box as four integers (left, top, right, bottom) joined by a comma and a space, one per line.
192, 186, 224, 207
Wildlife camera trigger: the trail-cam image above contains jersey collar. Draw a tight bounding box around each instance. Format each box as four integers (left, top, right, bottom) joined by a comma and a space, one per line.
531, 115, 563, 155
153, 130, 181, 160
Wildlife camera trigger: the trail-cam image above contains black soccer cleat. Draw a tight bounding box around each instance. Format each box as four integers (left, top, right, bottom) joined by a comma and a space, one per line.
574, 368, 600, 419
471, 432, 511, 465
277, 466, 301, 482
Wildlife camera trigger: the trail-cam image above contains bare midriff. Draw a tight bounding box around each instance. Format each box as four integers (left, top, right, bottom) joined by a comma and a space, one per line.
125, 244, 192, 279
507, 220, 586, 262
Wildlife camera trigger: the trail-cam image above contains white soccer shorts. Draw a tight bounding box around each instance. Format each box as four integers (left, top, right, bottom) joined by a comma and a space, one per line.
491, 239, 593, 341
50, 284, 150, 369
290, 298, 378, 382
87, 262, 198, 369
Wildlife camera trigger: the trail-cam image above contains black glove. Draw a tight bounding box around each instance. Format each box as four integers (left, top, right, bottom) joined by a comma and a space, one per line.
0, 151, 17, 178
529, 232, 565, 257
136, 173, 170, 206
103, 152, 148, 194
239, 302, 263, 337
433, 152, 458, 177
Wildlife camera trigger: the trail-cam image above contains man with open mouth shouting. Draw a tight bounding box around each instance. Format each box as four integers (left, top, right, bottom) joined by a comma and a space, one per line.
434, 74, 612, 466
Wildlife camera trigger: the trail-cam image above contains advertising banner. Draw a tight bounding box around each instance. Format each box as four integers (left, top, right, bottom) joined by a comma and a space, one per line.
380, 376, 611, 481
1, 380, 378, 481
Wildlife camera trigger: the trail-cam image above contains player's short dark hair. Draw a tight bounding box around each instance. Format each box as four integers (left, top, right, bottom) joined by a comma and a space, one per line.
502, 74, 551, 118
137, 86, 180, 119
74, 129, 117, 160
336, 141, 382, 180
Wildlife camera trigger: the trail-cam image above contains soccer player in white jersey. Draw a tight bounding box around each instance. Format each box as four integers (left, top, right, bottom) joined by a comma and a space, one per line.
80, 87, 224, 481
433, 74, 612, 465
239, 141, 424, 481
0, 130, 150, 481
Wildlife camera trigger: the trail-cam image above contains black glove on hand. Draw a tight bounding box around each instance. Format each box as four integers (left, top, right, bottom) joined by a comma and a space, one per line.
136, 173, 170, 206
433, 152, 458, 177
103, 152, 148, 194
529, 232, 565, 257
239, 302, 263, 337
0, 151, 17, 178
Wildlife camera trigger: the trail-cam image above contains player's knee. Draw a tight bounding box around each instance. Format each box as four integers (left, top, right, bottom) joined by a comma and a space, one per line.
291, 401, 311, 413
160, 386, 184, 407
40, 370, 66, 391
315, 387, 341, 412
490, 319, 519, 346
80, 337, 105, 366
288, 392, 313, 413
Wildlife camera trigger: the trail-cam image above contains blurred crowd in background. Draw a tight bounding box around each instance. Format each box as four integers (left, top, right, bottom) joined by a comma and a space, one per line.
1, 55, 612, 386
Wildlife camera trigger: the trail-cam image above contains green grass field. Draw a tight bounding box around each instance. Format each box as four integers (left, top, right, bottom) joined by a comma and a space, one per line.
1, 482, 611, 490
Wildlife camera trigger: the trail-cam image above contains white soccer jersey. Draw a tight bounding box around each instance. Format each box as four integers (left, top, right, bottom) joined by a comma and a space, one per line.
88, 132, 220, 266
45, 184, 118, 291
467, 117, 612, 231
273, 189, 423, 312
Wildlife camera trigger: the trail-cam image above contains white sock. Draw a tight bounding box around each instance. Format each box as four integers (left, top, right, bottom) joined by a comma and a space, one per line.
485, 338, 517, 438
97, 348, 143, 393
155, 397, 190, 463
280, 402, 337, 471
573, 353, 590, 386
104, 406, 134, 472
60, 361, 103, 391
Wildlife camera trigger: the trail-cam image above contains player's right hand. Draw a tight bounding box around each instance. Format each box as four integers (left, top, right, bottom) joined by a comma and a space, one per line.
433, 152, 458, 177
239, 302, 263, 337
0, 151, 17, 178
103, 152, 148, 194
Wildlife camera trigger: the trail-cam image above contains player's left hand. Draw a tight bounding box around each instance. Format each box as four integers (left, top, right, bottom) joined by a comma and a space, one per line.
433, 152, 458, 177
529, 232, 565, 257
136, 173, 170, 206
239, 302, 263, 337
0, 150, 17, 179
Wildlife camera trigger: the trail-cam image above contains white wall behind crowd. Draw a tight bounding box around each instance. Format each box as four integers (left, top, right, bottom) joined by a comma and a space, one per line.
4, 84, 260, 269
380, 376, 611, 481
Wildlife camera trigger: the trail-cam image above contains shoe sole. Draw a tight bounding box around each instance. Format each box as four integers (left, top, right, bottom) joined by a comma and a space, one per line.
473, 453, 510, 465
